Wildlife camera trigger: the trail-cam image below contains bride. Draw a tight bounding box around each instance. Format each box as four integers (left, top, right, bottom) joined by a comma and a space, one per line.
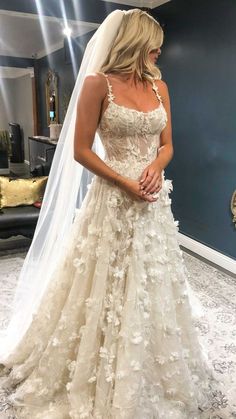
0, 8, 228, 419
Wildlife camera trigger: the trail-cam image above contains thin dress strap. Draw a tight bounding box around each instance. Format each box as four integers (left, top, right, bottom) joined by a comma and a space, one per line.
100, 73, 162, 106
101, 73, 115, 103
151, 78, 163, 105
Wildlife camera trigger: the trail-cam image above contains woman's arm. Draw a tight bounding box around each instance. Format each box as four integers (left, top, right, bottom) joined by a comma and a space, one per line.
74, 73, 123, 186
74, 73, 157, 202
139, 80, 174, 195
154, 79, 174, 170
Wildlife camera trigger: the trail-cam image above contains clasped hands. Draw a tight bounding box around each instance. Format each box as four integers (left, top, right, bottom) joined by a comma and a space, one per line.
121, 161, 163, 202
139, 161, 163, 202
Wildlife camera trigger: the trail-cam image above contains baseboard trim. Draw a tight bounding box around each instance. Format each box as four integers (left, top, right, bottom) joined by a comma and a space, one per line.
0, 236, 31, 253
178, 232, 236, 275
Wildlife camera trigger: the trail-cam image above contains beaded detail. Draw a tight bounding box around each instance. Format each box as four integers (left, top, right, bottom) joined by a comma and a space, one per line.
97, 73, 168, 165
151, 80, 163, 104
102, 72, 163, 107
103, 73, 115, 103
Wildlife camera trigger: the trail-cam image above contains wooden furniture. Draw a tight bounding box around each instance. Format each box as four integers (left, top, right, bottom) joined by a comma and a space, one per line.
28, 136, 57, 176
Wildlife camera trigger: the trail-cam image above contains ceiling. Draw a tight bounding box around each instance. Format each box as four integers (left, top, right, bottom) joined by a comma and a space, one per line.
0, 10, 99, 59
0, 0, 171, 78
101, 0, 170, 8
0, 0, 171, 57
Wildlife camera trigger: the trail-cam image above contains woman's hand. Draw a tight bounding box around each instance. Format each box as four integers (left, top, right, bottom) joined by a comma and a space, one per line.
139, 161, 163, 196
119, 178, 158, 202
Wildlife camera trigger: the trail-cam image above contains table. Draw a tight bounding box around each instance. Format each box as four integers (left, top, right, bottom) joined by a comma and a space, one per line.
28, 136, 57, 175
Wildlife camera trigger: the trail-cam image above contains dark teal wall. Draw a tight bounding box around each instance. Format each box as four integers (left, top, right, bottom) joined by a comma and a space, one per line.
155, 0, 236, 259
0, 56, 33, 67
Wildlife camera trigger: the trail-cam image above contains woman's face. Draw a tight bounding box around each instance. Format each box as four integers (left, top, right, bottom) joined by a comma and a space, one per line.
149, 47, 161, 64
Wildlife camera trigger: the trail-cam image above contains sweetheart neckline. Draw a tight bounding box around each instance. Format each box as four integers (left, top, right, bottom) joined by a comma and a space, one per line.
101, 100, 166, 121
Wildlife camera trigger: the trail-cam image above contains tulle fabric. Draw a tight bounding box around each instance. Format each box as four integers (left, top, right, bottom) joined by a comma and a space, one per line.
0, 10, 125, 361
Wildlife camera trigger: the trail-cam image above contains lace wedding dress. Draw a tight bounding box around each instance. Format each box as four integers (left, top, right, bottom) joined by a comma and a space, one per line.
0, 75, 226, 419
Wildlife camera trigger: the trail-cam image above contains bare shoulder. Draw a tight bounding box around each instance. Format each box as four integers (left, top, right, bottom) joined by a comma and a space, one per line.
82, 72, 107, 96
155, 79, 169, 97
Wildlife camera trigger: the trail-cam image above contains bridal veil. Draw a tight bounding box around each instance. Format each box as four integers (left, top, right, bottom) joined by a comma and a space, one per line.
0, 10, 125, 362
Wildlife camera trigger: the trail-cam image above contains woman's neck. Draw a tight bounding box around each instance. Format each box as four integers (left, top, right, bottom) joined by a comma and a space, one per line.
113, 71, 144, 86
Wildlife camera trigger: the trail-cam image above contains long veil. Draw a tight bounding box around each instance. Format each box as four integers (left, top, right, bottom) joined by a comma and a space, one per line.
0, 10, 125, 363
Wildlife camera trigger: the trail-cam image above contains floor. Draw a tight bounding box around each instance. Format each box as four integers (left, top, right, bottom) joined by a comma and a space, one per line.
0, 247, 235, 418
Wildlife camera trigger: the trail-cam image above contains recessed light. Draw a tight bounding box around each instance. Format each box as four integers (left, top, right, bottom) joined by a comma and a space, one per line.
63, 26, 72, 37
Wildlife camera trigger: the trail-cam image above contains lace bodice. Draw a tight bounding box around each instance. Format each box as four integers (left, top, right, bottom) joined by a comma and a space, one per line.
97, 74, 168, 178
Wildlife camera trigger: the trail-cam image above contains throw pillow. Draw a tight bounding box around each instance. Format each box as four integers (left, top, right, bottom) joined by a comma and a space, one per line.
0, 176, 48, 209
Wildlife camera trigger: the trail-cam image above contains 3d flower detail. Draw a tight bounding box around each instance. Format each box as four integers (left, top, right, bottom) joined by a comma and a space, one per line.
66, 381, 72, 392
155, 355, 166, 365
130, 360, 141, 371
166, 387, 177, 396
113, 267, 125, 280
169, 352, 180, 362
73, 258, 85, 273
88, 375, 97, 383
131, 332, 143, 344
99, 346, 108, 359
52, 337, 60, 347
116, 370, 126, 379
85, 298, 96, 308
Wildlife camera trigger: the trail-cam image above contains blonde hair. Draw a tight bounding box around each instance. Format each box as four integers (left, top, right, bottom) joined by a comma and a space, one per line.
100, 9, 164, 81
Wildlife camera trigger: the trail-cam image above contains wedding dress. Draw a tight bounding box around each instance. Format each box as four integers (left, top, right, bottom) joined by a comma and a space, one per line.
0, 75, 226, 419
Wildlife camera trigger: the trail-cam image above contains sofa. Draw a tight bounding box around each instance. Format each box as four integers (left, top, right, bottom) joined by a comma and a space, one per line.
0, 175, 47, 240
0, 205, 40, 239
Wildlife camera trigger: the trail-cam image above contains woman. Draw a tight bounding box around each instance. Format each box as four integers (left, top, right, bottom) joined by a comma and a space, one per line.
0, 8, 227, 419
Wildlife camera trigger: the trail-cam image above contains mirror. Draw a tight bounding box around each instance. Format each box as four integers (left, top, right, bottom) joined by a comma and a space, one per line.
45, 69, 59, 126
231, 191, 236, 228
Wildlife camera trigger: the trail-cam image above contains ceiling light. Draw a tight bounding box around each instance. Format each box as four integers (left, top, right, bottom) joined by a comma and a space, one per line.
63, 26, 72, 37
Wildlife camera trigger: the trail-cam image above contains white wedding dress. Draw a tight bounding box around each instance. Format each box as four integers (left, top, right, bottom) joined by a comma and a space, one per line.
0, 75, 226, 418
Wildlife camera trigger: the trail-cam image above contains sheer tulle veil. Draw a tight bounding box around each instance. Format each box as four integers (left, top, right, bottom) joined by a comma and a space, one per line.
0, 10, 125, 363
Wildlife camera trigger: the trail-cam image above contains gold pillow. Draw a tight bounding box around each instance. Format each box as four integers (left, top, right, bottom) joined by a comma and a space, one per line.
0, 176, 48, 209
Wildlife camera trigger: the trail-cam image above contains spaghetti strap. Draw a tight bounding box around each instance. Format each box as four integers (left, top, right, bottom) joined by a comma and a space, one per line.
100, 72, 162, 106
151, 78, 163, 105
100, 72, 115, 103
